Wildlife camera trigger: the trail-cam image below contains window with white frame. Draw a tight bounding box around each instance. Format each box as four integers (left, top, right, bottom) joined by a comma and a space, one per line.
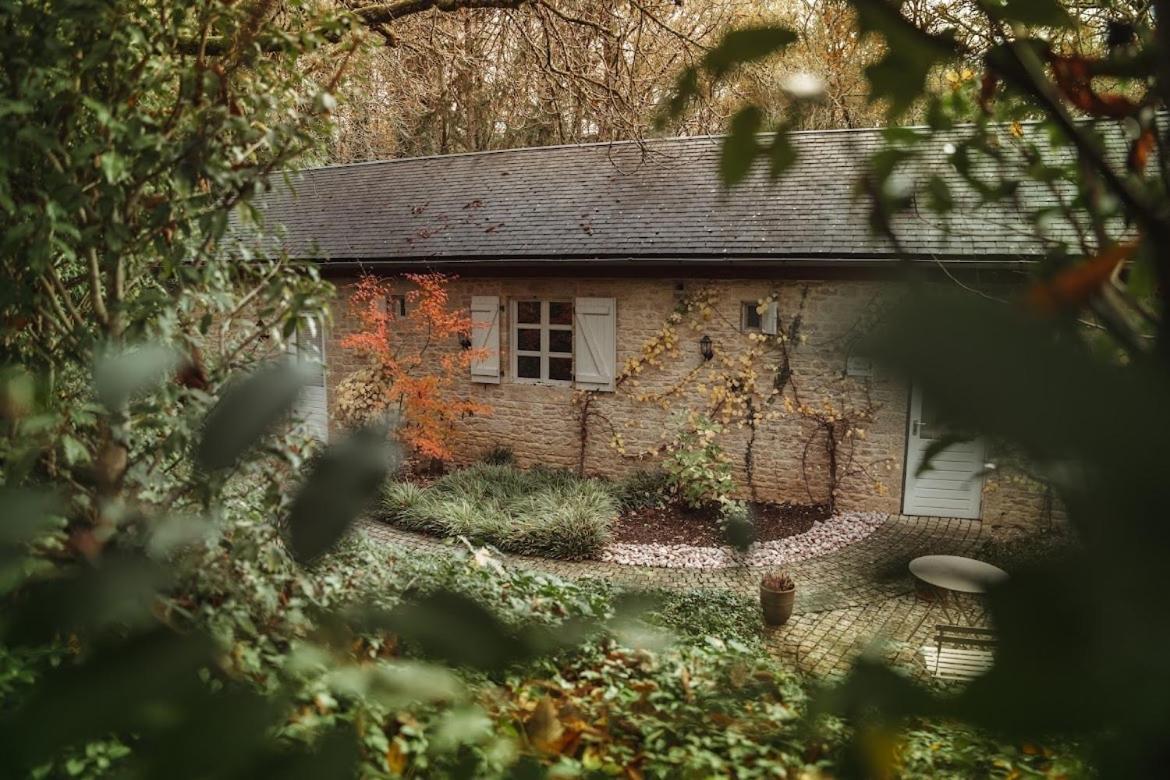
511, 299, 573, 383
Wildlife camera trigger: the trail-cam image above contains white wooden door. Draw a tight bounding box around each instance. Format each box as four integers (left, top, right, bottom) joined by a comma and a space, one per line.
903, 385, 984, 519
289, 318, 329, 442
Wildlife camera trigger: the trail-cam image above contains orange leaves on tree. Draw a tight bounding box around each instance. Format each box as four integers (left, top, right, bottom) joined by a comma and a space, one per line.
1047, 53, 1140, 119
340, 273, 490, 461
1128, 127, 1156, 174
1027, 242, 1136, 316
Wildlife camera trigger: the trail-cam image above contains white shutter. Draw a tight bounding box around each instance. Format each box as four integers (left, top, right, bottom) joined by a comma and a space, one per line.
761, 301, 779, 335
470, 296, 500, 384
574, 297, 616, 392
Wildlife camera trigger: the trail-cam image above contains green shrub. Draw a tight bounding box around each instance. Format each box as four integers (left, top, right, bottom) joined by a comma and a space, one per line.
611, 469, 671, 510
719, 498, 757, 551
379, 464, 617, 560
644, 588, 763, 643
663, 415, 735, 507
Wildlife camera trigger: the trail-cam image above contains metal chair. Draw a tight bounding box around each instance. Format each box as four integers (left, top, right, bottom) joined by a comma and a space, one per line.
921, 624, 997, 681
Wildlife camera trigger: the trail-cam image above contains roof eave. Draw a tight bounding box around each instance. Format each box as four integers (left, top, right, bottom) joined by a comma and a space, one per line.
306, 253, 1044, 272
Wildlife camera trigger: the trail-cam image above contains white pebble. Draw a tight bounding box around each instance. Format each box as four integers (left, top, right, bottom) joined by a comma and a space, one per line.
600, 511, 886, 569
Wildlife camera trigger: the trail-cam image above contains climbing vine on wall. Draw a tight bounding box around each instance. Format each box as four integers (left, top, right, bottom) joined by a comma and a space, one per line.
573, 285, 894, 511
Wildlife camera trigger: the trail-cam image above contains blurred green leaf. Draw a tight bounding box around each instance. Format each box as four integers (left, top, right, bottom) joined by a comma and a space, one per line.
849, 288, 1170, 772
0, 628, 215, 771
915, 432, 973, 476
285, 425, 399, 562
662, 66, 701, 121
720, 106, 765, 185
0, 365, 36, 420
768, 129, 797, 179
925, 174, 954, 213
366, 661, 467, 708
853, 0, 958, 116
2, 554, 172, 645
0, 488, 63, 546
376, 590, 533, 672
196, 360, 312, 471
94, 344, 181, 410
662, 25, 796, 121
990, 0, 1073, 27
430, 706, 494, 752
702, 25, 797, 79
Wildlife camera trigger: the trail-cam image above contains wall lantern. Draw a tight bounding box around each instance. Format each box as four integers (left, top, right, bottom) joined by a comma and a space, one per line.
699, 334, 714, 361
458, 331, 472, 350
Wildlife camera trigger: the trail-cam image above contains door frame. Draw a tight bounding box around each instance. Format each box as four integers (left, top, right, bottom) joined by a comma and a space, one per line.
901, 384, 985, 519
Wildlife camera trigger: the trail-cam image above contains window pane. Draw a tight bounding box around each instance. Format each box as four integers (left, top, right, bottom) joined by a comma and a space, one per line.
516, 327, 541, 351
549, 301, 572, 325
548, 329, 572, 354
517, 301, 541, 324
517, 355, 541, 379
549, 357, 572, 381
742, 303, 762, 330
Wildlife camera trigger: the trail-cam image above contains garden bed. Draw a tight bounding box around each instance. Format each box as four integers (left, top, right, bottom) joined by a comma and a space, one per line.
378, 463, 885, 567
612, 500, 828, 546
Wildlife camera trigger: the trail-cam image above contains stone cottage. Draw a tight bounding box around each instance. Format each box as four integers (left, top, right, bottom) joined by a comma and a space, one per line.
248, 127, 1062, 531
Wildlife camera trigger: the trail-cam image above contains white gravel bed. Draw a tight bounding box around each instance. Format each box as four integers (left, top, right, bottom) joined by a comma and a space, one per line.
599, 510, 887, 569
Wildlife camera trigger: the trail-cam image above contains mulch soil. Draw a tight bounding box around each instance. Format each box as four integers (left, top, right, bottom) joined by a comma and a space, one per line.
611, 501, 831, 547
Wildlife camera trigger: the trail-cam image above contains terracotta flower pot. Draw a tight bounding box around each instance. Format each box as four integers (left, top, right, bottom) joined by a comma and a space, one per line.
760, 583, 796, 626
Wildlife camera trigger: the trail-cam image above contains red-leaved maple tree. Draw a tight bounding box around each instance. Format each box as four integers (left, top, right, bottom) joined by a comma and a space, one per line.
338, 273, 490, 461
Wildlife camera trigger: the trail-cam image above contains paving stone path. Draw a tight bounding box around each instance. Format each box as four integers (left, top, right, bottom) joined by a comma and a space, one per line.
359, 514, 988, 679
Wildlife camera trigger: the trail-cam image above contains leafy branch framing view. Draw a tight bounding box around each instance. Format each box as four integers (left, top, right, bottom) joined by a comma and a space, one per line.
2, 0, 1168, 777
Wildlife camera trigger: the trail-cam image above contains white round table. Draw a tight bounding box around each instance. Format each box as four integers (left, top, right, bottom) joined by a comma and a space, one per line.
909, 555, 1009, 594
909, 554, 1008, 624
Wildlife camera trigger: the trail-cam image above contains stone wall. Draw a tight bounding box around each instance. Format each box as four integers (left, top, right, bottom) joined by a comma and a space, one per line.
321, 273, 1051, 528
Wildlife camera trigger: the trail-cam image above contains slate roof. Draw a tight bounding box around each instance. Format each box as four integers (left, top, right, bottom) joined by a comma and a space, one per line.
239, 123, 1087, 267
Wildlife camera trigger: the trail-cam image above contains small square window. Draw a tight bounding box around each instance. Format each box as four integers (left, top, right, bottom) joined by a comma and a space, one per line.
389, 294, 407, 317
741, 302, 762, 331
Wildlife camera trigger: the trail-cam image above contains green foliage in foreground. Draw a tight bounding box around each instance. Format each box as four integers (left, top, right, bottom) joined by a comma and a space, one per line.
380, 464, 617, 560
1, 510, 1086, 778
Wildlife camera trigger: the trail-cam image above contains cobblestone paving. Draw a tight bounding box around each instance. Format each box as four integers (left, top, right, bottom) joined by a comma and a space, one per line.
359, 514, 988, 679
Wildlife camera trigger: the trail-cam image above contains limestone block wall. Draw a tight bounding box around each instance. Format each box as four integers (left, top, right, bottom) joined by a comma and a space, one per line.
319, 273, 1054, 528
322, 275, 906, 514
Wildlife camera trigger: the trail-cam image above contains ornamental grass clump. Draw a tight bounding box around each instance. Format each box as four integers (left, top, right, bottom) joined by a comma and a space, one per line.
380, 464, 617, 560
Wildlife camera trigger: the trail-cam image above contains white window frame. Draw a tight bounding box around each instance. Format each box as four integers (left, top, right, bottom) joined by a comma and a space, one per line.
510, 299, 573, 386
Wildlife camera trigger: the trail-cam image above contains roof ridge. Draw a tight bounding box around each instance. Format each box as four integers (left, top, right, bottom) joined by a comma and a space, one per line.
291, 116, 1070, 174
